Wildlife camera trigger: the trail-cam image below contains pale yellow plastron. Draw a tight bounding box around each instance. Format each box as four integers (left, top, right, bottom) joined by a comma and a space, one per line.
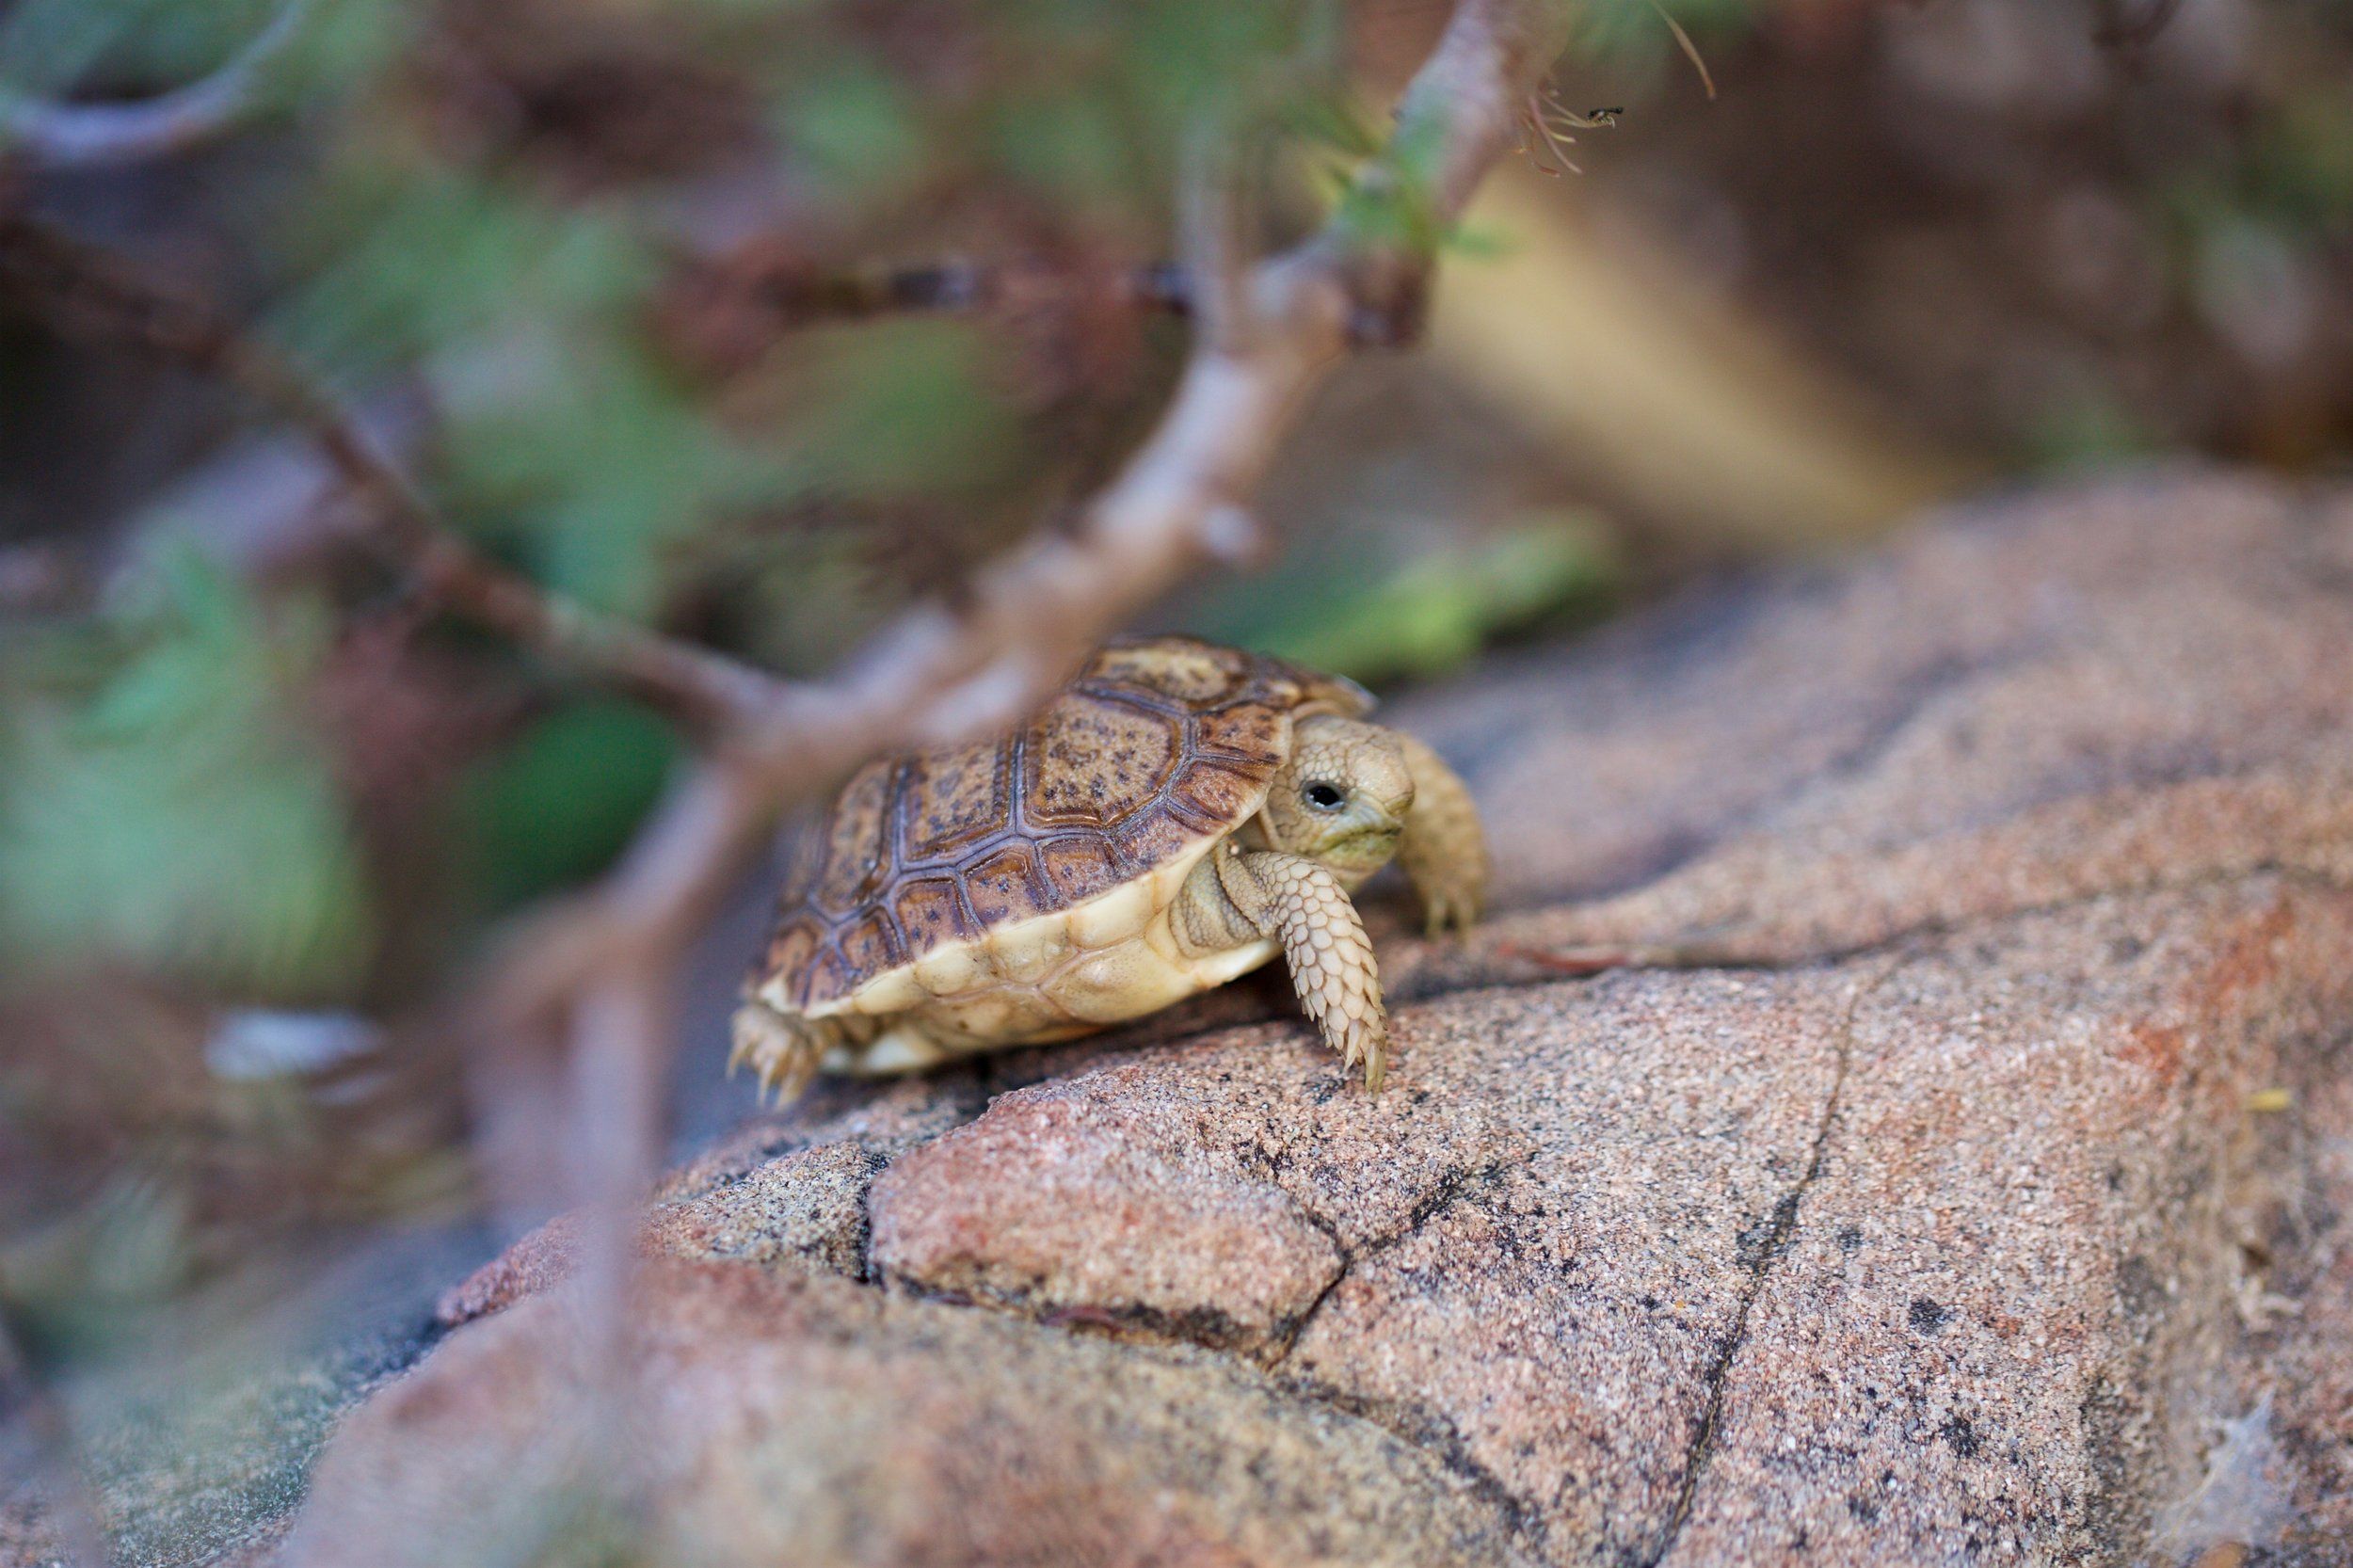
769, 836, 1280, 1077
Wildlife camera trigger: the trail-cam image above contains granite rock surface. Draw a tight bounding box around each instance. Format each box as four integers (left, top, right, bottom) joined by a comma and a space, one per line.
39, 472, 2353, 1567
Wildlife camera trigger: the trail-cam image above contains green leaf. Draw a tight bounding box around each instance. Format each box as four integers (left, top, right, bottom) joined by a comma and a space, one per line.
0, 558, 374, 998
2250, 83, 2353, 233
1440, 220, 1517, 260
0, 0, 269, 98
775, 55, 926, 207
792, 318, 1027, 503
1194, 516, 1622, 685
275, 170, 653, 383
439, 330, 800, 616
451, 697, 680, 913
986, 88, 1142, 207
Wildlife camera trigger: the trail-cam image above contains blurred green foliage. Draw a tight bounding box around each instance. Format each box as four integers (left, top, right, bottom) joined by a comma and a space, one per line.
792, 319, 1029, 503
2024, 390, 2160, 472
1195, 514, 1619, 685
780, 56, 926, 203
2245, 75, 2353, 235
1571, 0, 1757, 84
454, 696, 679, 913
0, 0, 405, 136
0, 557, 374, 998
276, 170, 654, 385
2, 1172, 195, 1357
0, 0, 1372, 1010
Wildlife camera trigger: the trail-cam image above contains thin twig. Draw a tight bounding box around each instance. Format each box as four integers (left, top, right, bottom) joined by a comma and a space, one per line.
678, 256, 1195, 329
656, 254, 1198, 385
0, 213, 779, 735
1647, 0, 1718, 102
1179, 108, 1265, 353
0, 0, 315, 169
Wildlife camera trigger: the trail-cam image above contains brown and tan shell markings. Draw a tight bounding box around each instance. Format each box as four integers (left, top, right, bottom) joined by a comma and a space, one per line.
755, 638, 1368, 1013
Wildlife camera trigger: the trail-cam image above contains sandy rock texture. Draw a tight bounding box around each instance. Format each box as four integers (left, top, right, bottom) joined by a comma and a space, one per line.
75, 472, 2353, 1565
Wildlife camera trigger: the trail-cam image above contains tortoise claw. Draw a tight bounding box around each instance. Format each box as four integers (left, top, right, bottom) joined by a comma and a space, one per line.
1322, 1000, 1387, 1095
730, 1001, 826, 1107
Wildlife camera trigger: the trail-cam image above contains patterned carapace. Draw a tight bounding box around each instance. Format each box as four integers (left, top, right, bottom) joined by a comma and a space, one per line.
759, 638, 1368, 1010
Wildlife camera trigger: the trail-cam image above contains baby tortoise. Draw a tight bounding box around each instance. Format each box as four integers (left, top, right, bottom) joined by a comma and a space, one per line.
732, 636, 1488, 1102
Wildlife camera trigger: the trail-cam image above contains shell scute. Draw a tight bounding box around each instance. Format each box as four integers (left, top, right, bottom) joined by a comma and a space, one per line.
964, 843, 1046, 926
1089, 641, 1248, 706
1193, 703, 1287, 765
814, 760, 894, 914
1036, 835, 1124, 904
902, 744, 1011, 862
1112, 808, 1197, 872
803, 946, 857, 1007
759, 920, 822, 1005
892, 876, 969, 952
1170, 756, 1266, 824
1023, 691, 1180, 827
835, 908, 905, 980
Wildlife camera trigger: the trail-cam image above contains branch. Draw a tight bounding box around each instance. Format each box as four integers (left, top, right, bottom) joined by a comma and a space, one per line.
487, 0, 1578, 1080
672, 253, 1191, 326
466, 1, 1578, 1404
0, 213, 778, 734
0, 0, 314, 169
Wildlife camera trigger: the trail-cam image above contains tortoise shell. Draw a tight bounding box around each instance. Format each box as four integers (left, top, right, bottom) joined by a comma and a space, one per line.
755, 637, 1369, 1013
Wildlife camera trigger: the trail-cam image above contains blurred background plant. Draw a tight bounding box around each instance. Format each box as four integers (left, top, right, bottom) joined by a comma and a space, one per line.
2, 0, 2351, 1557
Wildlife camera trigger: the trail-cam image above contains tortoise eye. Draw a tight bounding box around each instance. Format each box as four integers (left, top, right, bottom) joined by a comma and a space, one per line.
1303, 781, 1347, 811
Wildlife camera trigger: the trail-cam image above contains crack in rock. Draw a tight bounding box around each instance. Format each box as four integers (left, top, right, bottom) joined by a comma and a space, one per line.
1264, 1157, 1528, 1367
1287, 1381, 1557, 1560
1639, 959, 1890, 1568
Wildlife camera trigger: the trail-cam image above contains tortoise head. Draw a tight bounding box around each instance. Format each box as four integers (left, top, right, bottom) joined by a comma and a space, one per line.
1261, 714, 1416, 875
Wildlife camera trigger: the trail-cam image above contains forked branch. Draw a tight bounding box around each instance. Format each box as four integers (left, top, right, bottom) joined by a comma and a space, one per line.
0, 0, 1577, 1523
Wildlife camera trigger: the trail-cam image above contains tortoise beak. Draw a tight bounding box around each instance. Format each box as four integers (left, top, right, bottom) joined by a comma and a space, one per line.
1325, 819, 1404, 874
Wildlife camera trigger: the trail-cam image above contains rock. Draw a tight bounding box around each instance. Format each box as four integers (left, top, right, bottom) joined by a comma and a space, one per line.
251, 474, 2353, 1563
289, 1260, 1535, 1568
0, 1226, 481, 1568
435, 1140, 885, 1327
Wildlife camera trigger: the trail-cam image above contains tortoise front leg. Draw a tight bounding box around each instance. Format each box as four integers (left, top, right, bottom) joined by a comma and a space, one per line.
1388, 730, 1489, 936
1186, 844, 1390, 1092
728, 999, 848, 1105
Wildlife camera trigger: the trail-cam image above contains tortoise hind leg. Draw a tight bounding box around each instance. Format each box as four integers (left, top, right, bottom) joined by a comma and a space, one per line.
728, 1000, 850, 1105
